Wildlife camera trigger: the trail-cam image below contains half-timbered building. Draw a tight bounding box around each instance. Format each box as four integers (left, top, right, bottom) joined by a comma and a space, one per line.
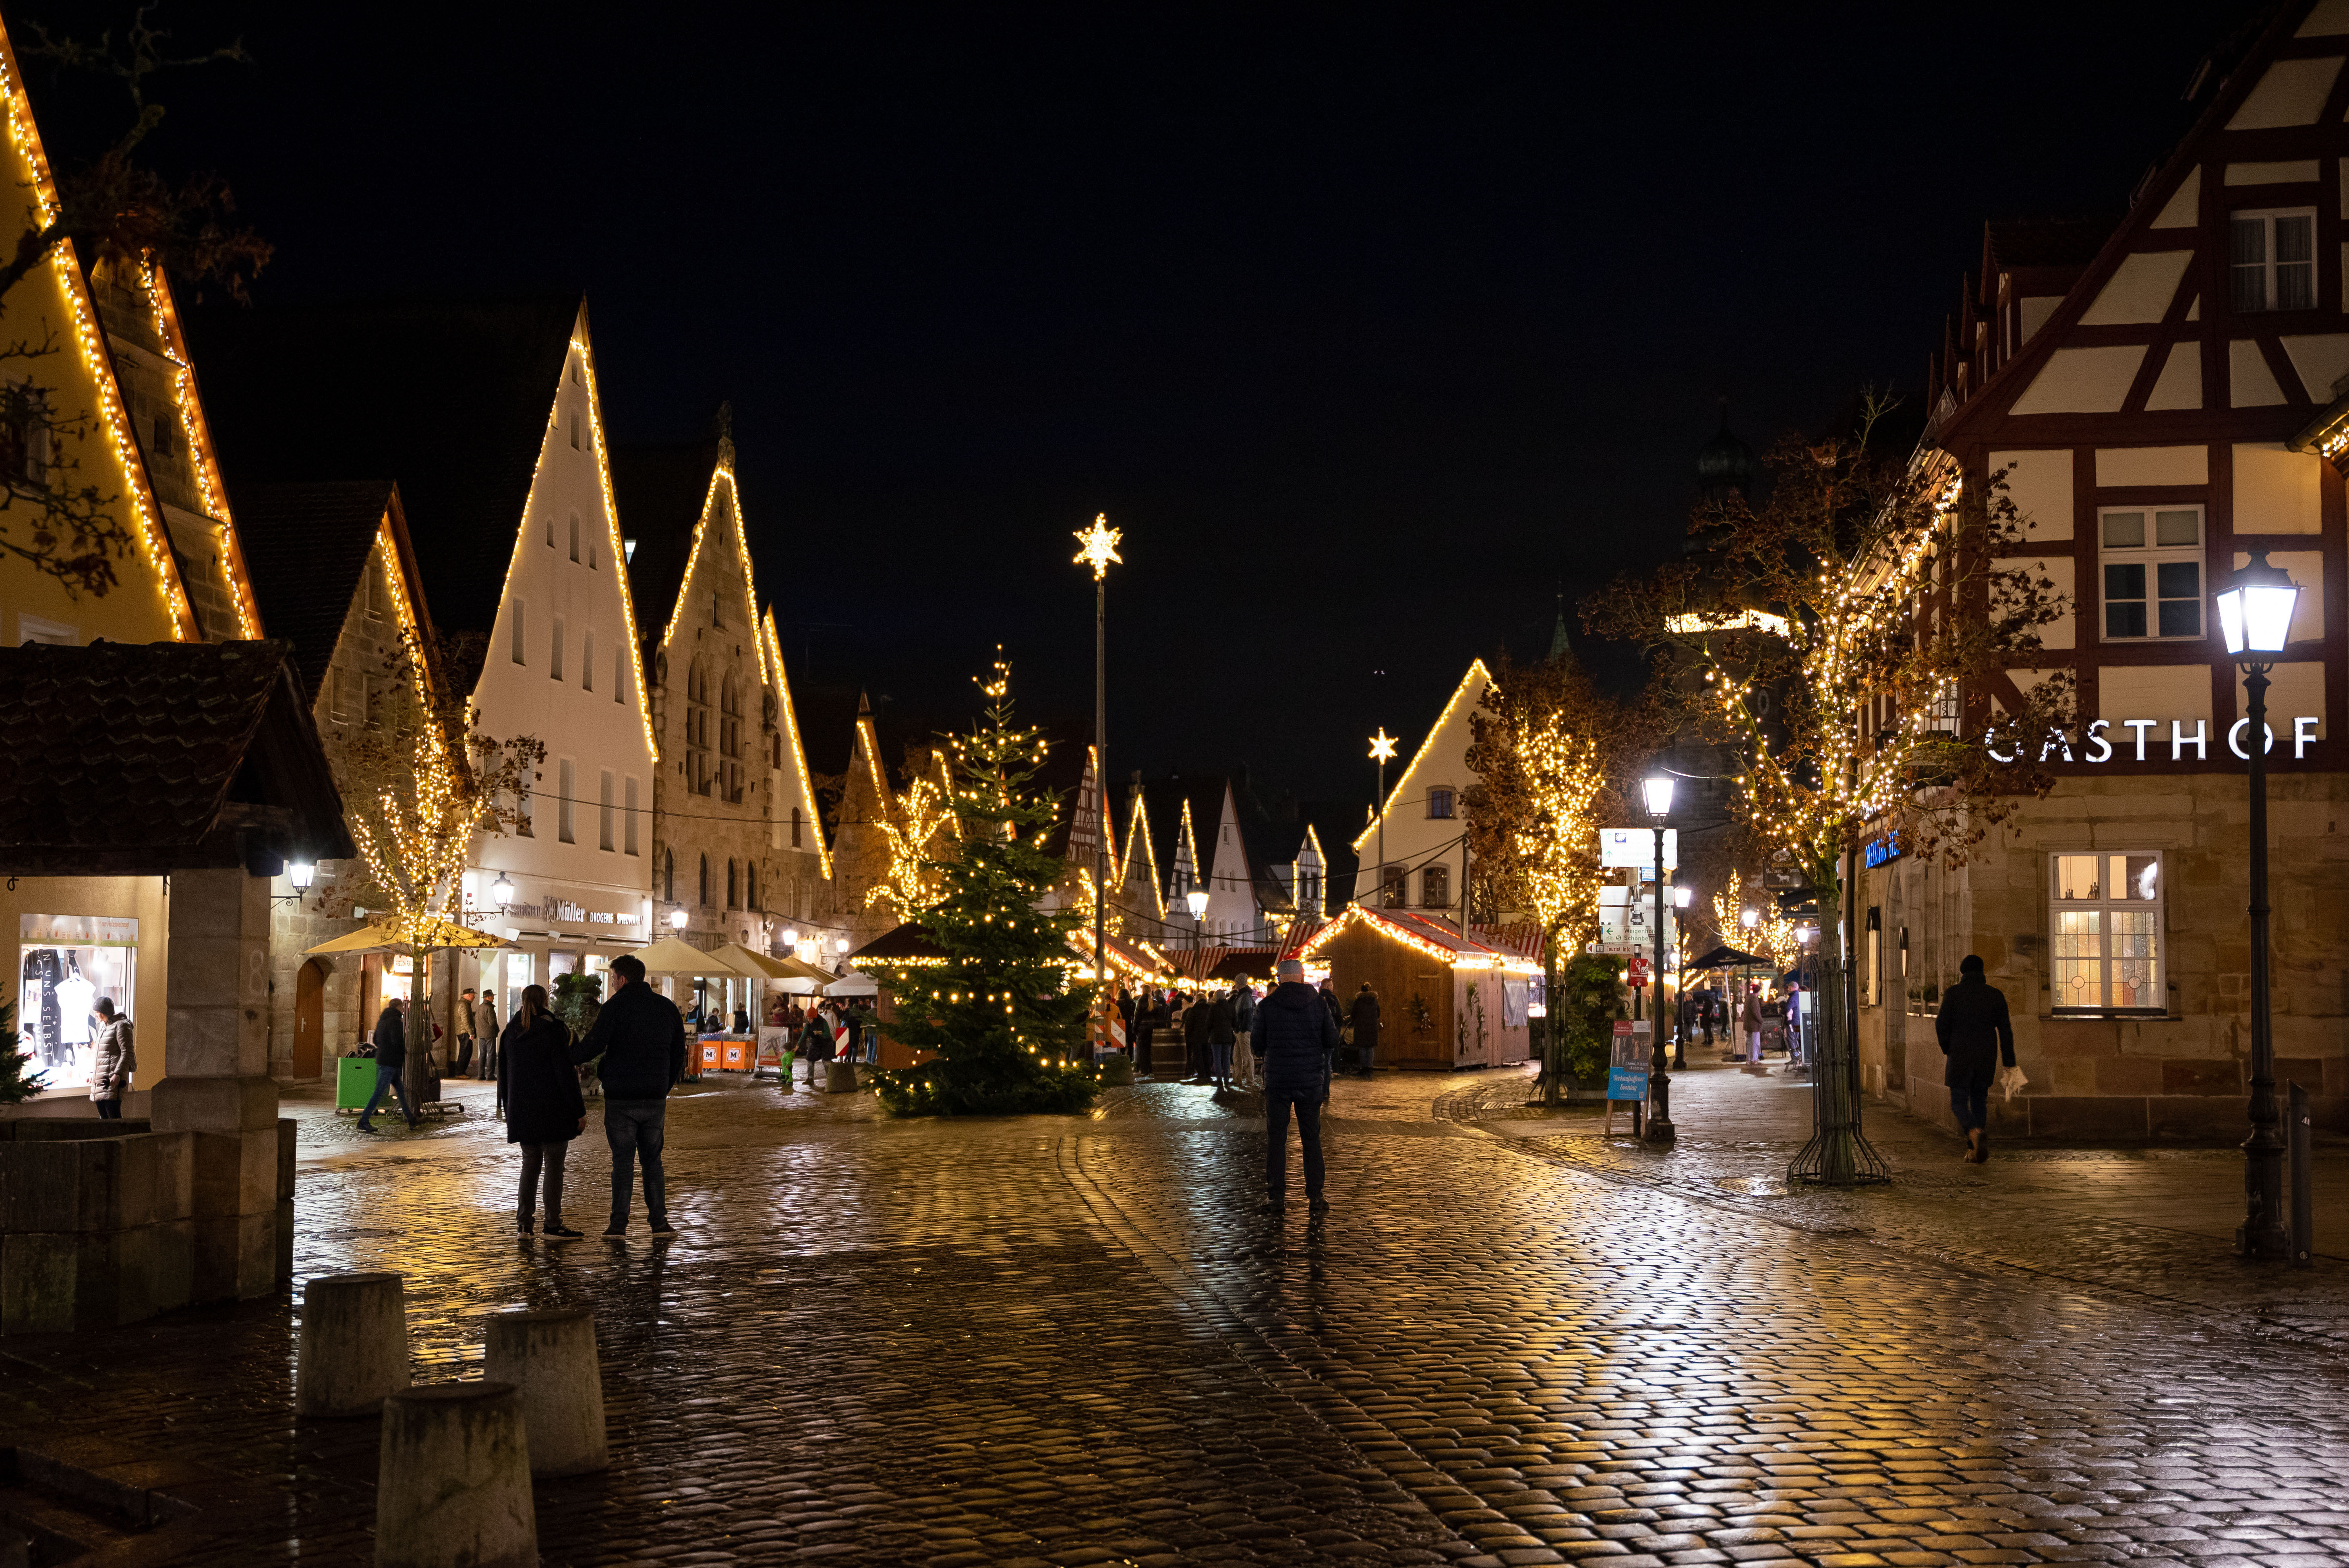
1871, 0, 2349, 1134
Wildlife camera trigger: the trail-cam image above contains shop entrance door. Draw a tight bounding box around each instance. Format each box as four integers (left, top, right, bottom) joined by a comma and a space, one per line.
294, 960, 326, 1080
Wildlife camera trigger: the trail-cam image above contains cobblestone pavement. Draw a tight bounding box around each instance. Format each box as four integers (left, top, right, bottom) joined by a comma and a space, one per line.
4, 1066, 2349, 1565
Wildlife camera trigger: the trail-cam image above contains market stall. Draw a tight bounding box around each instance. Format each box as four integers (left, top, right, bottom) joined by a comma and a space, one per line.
1298, 904, 1538, 1069
304, 915, 518, 1114
631, 934, 763, 1076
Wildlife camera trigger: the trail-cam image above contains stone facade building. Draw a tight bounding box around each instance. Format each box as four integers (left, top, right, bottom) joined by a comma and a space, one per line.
1873, 0, 2349, 1135
618, 432, 828, 985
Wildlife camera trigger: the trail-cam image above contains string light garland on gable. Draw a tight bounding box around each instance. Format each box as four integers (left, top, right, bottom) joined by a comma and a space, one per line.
569, 327, 662, 767
765, 606, 832, 881
1298, 902, 1540, 974
0, 34, 195, 641
1351, 660, 1494, 854
142, 264, 261, 639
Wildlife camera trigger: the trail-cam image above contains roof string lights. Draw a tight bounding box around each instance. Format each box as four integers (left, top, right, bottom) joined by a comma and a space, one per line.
142, 264, 261, 639
569, 330, 662, 767
1353, 660, 1493, 854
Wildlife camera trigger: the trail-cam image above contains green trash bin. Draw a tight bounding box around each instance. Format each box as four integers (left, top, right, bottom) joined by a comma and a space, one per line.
336, 1056, 378, 1113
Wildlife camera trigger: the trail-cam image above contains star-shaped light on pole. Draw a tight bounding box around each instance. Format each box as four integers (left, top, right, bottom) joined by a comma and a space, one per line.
1368, 728, 1399, 764
1368, 728, 1399, 909
1073, 513, 1123, 581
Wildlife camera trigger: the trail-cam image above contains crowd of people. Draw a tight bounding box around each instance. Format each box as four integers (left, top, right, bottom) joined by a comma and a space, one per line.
1111, 972, 1381, 1093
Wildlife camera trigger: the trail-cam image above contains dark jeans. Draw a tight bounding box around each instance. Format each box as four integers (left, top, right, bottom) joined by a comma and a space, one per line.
453, 1036, 474, 1076
359, 1062, 415, 1126
517, 1140, 569, 1229
1265, 1091, 1325, 1199
1949, 1069, 1993, 1133
93, 1098, 122, 1119
1209, 1039, 1231, 1084
604, 1099, 668, 1230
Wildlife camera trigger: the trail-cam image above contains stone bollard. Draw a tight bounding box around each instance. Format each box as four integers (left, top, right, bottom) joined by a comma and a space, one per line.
825, 1059, 858, 1093
295, 1271, 409, 1417
483, 1306, 608, 1477
377, 1382, 537, 1568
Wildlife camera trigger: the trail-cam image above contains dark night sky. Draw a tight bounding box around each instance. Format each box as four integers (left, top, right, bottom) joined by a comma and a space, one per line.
22, 0, 2270, 810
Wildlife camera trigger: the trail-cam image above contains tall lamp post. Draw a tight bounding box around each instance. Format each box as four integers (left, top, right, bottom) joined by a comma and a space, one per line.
1672, 884, 1692, 1069
2217, 550, 2300, 1259
1640, 774, 1676, 1142
1075, 514, 1123, 1058
1369, 729, 1398, 907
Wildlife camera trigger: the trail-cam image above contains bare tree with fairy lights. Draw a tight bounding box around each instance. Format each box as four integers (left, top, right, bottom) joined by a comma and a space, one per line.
872, 659, 1097, 1116
1591, 391, 2073, 1185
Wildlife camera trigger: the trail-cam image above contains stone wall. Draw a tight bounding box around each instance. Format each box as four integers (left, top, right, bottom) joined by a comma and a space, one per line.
1857, 771, 2349, 1136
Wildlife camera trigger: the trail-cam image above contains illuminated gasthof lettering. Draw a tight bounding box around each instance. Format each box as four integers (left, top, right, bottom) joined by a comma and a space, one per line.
1985, 716, 2322, 763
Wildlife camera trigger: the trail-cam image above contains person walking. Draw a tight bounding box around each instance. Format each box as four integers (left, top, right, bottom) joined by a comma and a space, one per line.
1935, 954, 2015, 1163
499, 984, 586, 1241
1741, 984, 1763, 1064
357, 997, 418, 1132
1251, 958, 1341, 1213
570, 954, 687, 1237
88, 998, 134, 1118
1183, 988, 1213, 1083
1317, 976, 1345, 1036
453, 986, 478, 1077
1349, 983, 1381, 1076
474, 989, 502, 1081
1229, 981, 1259, 1088
793, 1002, 832, 1088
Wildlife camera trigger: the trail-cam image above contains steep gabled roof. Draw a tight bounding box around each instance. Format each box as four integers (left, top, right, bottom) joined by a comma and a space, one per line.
1983, 217, 2118, 271
232, 481, 401, 705
182, 293, 584, 638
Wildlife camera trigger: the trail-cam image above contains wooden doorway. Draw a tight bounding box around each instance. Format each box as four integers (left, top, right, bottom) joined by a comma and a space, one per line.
294, 959, 329, 1080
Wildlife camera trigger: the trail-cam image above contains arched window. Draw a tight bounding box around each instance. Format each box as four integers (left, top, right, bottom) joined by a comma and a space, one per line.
699, 854, 710, 908
719, 673, 745, 801
687, 661, 712, 796
663, 848, 674, 902
790, 806, 802, 849
726, 858, 739, 909
747, 863, 759, 911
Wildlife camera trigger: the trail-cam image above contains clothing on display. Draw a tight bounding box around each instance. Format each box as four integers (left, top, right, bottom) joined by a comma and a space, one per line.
15, 929, 135, 1091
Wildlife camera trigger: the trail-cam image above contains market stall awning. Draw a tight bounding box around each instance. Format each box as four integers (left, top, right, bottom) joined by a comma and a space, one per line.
848, 923, 951, 966
1686, 944, 1769, 970
631, 935, 763, 976
304, 916, 518, 956
1170, 944, 1279, 983
1068, 927, 1174, 983
1296, 903, 1542, 973
717, 943, 840, 990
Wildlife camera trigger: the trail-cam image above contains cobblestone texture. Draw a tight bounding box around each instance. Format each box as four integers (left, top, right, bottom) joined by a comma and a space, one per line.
2, 1065, 2346, 1565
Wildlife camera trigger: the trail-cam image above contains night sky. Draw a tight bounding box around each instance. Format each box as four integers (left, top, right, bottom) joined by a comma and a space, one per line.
23, 0, 2268, 810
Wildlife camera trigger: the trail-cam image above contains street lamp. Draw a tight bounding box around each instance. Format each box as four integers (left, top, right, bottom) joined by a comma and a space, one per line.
1369, 729, 1398, 907
668, 906, 689, 931
1075, 512, 1122, 1062
2217, 550, 2301, 1260
1741, 905, 1759, 931
490, 871, 514, 912
288, 861, 315, 892
1640, 773, 1675, 1140
1185, 887, 1209, 949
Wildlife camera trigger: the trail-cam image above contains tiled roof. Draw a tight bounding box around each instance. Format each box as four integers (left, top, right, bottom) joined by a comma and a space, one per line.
231, 481, 397, 706
0, 640, 353, 874
1984, 217, 2115, 271
184, 294, 582, 638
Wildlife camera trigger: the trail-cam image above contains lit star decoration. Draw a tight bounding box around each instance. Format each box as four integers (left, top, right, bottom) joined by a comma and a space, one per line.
1369, 728, 1399, 763
1073, 513, 1122, 580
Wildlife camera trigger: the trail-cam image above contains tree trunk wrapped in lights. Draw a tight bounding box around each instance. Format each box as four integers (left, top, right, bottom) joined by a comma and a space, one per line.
1463, 652, 1658, 1106
872, 660, 1096, 1117
1592, 394, 2074, 1185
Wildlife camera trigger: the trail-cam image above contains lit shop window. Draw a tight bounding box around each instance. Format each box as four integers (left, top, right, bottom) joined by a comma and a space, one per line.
2051, 852, 2164, 1013
2101, 507, 2203, 640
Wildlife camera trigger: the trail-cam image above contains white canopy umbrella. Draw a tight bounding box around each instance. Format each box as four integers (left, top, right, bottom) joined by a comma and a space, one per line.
824, 969, 880, 997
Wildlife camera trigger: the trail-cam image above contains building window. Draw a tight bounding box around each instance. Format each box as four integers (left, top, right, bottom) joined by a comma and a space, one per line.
663, 848, 674, 901
2230, 208, 2315, 312
515, 778, 533, 836
614, 645, 625, 703
791, 806, 803, 848
557, 759, 576, 844
569, 513, 580, 562
551, 616, 566, 679
598, 770, 615, 851
726, 858, 739, 909
624, 776, 640, 856
151, 411, 174, 459
582, 629, 595, 692
699, 854, 710, 907
366, 561, 389, 621
569, 410, 581, 450
511, 600, 526, 665
686, 661, 712, 795
1427, 787, 1455, 819
720, 672, 745, 801
1422, 864, 1450, 908
747, 863, 759, 911
2100, 506, 2203, 640
1381, 866, 1405, 907
2051, 851, 2164, 1012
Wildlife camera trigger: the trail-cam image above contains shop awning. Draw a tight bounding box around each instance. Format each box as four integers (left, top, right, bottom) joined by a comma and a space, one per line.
631, 934, 763, 976
1686, 945, 1769, 970
714, 943, 839, 989
1294, 903, 1542, 974
304, 916, 518, 956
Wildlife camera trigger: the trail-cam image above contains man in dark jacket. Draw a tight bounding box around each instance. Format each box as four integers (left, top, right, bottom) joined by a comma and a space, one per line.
356, 997, 417, 1132
572, 954, 688, 1237
1935, 954, 2015, 1163
1183, 991, 1213, 1083
1251, 959, 1341, 1212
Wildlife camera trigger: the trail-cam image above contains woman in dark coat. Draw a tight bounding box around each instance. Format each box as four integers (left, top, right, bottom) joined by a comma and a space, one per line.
1349, 984, 1381, 1076
498, 985, 586, 1240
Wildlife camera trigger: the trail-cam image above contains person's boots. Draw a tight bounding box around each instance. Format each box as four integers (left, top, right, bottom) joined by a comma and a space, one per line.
1973, 1127, 1991, 1164
1964, 1127, 1983, 1162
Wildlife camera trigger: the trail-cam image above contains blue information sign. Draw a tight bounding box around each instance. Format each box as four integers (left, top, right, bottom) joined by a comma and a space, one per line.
1607, 1064, 1648, 1100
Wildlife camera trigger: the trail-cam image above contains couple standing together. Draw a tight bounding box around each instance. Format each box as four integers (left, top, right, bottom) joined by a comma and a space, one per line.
500, 952, 689, 1240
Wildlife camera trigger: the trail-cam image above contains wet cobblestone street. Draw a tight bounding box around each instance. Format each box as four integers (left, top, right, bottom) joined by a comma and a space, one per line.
5, 1066, 2349, 1566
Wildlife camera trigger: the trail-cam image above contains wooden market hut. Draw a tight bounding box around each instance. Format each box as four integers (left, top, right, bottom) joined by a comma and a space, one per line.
1298, 905, 1538, 1069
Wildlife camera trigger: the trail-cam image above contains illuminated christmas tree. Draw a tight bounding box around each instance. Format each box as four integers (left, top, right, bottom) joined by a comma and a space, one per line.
873, 658, 1096, 1116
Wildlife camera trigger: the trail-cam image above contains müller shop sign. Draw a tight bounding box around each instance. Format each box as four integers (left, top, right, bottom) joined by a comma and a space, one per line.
1984, 716, 2324, 764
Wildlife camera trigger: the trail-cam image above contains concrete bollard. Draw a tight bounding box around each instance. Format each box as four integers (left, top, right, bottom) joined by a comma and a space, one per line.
376, 1382, 537, 1568
296, 1271, 410, 1417
482, 1305, 608, 1477
825, 1059, 858, 1093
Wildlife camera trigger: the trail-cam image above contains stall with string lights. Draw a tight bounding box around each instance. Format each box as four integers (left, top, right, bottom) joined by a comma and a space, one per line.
1298, 904, 1540, 1069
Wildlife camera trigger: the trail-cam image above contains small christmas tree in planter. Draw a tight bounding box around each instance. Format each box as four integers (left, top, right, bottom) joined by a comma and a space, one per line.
0, 993, 45, 1105
874, 659, 1097, 1116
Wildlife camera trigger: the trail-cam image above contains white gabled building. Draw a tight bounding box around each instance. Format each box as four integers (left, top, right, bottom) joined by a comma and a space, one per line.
1351, 659, 1490, 923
